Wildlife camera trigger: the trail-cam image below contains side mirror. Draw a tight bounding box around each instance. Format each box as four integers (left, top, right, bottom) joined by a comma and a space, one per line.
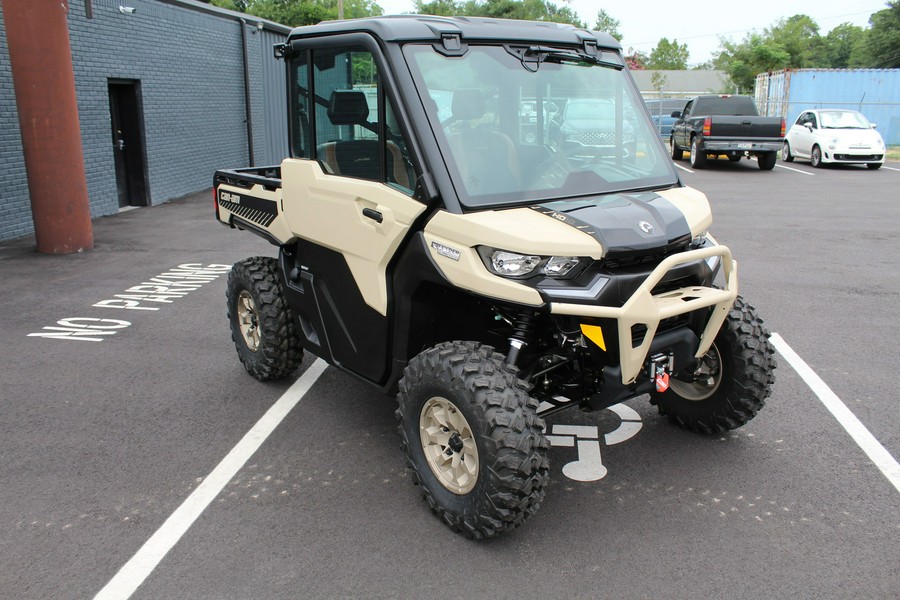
871, 123, 878, 129
804, 122, 814, 131
670, 110, 682, 119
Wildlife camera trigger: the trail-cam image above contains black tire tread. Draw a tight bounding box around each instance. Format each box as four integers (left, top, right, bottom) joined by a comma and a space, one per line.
652, 296, 776, 434
396, 341, 550, 539
226, 256, 303, 381
671, 137, 684, 161
690, 137, 707, 168
758, 151, 777, 170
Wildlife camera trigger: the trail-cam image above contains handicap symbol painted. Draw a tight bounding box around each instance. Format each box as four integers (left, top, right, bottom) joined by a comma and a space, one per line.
542, 403, 643, 482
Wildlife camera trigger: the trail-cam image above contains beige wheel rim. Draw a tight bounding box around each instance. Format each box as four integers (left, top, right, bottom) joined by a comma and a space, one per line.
419, 397, 479, 494
670, 343, 723, 401
237, 290, 260, 352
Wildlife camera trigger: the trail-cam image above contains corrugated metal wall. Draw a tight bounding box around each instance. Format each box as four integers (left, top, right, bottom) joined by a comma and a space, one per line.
755, 69, 900, 145
258, 28, 289, 166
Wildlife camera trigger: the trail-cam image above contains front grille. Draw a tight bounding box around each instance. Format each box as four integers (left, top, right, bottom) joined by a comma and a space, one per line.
834, 154, 882, 161
631, 315, 690, 346
573, 131, 615, 145
603, 240, 690, 271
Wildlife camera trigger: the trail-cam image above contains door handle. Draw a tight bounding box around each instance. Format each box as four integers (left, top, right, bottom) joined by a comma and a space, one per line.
362, 208, 383, 223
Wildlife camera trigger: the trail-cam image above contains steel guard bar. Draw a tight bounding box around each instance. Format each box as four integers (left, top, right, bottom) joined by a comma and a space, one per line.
550, 245, 738, 385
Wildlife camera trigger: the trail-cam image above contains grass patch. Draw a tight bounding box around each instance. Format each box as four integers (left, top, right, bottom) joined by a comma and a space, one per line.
887, 146, 900, 161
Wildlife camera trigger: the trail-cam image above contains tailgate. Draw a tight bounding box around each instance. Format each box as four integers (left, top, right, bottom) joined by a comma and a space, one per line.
214, 167, 294, 246
709, 116, 783, 139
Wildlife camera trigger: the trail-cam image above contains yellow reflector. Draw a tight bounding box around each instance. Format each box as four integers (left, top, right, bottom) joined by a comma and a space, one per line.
580, 324, 606, 351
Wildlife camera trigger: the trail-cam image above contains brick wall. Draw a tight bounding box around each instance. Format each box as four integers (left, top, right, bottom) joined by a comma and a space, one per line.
0, 0, 286, 243
0, 2, 34, 241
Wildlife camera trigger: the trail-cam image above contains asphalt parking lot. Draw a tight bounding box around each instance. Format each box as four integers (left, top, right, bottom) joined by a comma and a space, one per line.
2, 156, 898, 599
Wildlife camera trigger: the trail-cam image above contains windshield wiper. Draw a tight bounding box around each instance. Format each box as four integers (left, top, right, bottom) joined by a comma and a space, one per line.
505, 44, 622, 72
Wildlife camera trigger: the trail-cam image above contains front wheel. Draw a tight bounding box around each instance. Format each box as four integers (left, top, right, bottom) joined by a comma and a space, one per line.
690, 137, 707, 168
810, 145, 823, 168
670, 136, 684, 161
867, 162, 882, 170
397, 341, 550, 538
226, 257, 303, 380
650, 296, 776, 434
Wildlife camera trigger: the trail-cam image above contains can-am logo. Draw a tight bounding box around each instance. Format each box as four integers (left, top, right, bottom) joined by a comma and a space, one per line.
638, 220, 655, 234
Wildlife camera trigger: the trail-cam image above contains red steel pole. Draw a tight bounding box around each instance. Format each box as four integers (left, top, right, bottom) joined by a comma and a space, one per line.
2, 0, 93, 253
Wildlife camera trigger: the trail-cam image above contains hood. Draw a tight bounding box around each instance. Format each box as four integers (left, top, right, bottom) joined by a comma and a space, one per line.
825, 129, 884, 147
530, 192, 692, 255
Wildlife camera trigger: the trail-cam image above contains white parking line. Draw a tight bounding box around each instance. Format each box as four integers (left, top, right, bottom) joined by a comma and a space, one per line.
770, 333, 900, 494
673, 163, 694, 173
94, 359, 329, 600
775, 163, 815, 175
882, 165, 900, 172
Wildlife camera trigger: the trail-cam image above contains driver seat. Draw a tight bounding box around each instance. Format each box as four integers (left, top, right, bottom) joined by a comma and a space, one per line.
445, 88, 520, 195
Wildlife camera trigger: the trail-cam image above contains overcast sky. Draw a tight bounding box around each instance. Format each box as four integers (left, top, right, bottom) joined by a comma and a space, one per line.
373, 0, 888, 65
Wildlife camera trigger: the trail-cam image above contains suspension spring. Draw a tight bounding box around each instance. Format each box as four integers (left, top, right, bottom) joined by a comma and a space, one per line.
505, 310, 539, 366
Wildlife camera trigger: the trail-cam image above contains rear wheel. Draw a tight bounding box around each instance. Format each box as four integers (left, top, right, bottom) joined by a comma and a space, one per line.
226, 257, 303, 380
810, 145, 823, 168
781, 141, 794, 162
397, 341, 550, 538
689, 137, 707, 168
651, 296, 776, 434
757, 152, 777, 170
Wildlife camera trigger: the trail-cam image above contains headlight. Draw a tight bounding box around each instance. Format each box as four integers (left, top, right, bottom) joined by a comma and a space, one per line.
543, 256, 581, 277
482, 248, 584, 279
490, 251, 541, 277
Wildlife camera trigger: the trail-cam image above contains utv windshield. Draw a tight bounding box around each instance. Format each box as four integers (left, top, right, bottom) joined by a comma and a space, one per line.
404, 44, 677, 208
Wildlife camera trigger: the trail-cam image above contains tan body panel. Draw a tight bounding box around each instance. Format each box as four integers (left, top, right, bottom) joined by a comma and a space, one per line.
424, 208, 604, 306
656, 186, 713, 238
281, 159, 427, 315
216, 183, 295, 245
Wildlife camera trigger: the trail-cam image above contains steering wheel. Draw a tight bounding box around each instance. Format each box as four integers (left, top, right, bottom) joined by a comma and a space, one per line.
528, 142, 602, 188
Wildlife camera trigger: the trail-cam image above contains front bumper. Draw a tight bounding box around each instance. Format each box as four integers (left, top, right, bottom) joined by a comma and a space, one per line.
550, 245, 737, 385
824, 150, 884, 164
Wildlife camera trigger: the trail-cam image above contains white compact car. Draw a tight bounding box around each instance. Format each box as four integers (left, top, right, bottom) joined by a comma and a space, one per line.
782, 109, 886, 169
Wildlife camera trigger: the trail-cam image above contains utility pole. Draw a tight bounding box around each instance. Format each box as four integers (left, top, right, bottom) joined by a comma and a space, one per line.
2, 0, 93, 253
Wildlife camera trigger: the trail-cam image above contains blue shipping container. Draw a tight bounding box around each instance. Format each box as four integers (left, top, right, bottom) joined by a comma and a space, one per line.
755, 69, 900, 146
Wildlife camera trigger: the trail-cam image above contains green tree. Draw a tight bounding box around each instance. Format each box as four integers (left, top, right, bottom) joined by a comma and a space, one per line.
414, 0, 458, 16
207, 0, 384, 26
593, 9, 622, 42
763, 14, 821, 68
716, 33, 790, 92
414, 0, 583, 25
857, 1, 900, 67
822, 23, 866, 68
647, 37, 689, 70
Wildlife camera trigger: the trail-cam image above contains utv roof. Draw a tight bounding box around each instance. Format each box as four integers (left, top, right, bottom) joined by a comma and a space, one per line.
286, 15, 621, 50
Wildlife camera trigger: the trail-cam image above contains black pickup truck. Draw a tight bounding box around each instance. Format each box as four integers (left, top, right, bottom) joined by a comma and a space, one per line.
670, 95, 785, 170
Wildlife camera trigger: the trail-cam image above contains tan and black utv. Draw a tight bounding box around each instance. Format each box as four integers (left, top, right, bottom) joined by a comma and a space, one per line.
214, 15, 776, 538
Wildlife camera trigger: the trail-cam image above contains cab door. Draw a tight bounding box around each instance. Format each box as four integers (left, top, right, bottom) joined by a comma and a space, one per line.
281, 43, 426, 382
673, 99, 693, 148
789, 111, 816, 158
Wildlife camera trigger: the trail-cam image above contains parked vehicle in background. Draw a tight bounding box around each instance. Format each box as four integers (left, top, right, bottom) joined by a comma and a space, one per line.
644, 98, 686, 139
670, 95, 785, 170
558, 98, 636, 159
782, 109, 886, 169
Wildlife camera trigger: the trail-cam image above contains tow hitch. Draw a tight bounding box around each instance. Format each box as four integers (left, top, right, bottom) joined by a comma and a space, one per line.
648, 352, 674, 393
